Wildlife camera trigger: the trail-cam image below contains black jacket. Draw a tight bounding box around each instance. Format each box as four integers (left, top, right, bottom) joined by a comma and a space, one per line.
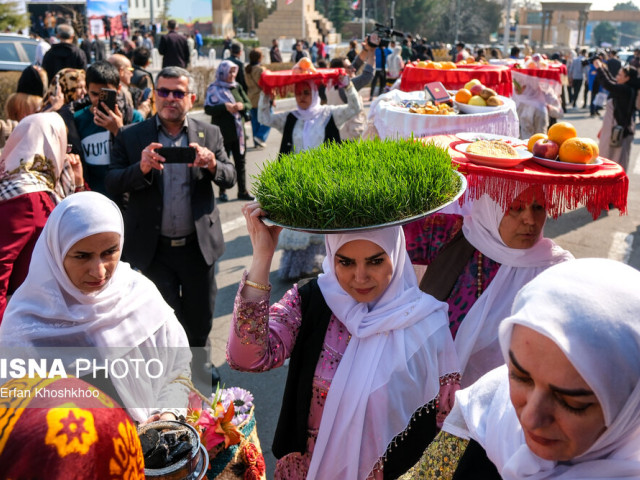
105, 115, 236, 270
158, 30, 190, 68
41, 42, 87, 84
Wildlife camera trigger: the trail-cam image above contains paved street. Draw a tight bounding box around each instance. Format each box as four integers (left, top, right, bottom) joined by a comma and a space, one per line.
192, 96, 640, 476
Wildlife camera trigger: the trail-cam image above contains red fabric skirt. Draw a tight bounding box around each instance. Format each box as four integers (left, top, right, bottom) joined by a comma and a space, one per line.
0, 190, 55, 321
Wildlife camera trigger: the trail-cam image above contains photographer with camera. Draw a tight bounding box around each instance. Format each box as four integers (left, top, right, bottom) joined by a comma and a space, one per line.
593, 57, 639, 172
368, 23, 404, 101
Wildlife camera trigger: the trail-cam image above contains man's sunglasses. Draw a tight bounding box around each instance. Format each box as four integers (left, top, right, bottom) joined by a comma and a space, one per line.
156, 88, 190, 99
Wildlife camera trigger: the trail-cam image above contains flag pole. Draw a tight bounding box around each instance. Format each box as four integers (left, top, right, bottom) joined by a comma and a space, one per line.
362, 0, 366, 40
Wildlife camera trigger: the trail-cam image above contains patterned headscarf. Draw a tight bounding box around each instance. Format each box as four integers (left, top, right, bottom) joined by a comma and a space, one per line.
43, 68, 86, 105
205, 60, 245, 154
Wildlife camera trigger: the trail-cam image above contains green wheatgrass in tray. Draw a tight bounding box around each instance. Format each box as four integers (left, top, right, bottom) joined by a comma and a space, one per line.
253, 137, 461, 229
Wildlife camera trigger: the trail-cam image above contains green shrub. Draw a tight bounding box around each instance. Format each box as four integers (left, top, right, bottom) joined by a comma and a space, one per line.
0, 71, 21, 120
254, 138, 462, 230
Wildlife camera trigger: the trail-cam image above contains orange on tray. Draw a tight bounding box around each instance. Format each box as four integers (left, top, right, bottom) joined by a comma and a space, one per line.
455, 89, 472, 104
559, 137, 594, 164
582, 137, 599, 160
547, 122, 577, 146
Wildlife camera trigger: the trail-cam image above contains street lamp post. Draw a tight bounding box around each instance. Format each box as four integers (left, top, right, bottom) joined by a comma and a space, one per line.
503, 0, 512, 56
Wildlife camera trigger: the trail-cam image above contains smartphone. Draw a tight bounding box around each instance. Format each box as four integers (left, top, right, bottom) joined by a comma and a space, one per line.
98, 88, 117, 114
141, 87, 152, 102
155, 147, 196, 164
52, 73, 61, 97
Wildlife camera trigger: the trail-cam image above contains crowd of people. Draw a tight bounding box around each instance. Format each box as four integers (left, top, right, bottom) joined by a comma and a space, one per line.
0, 17, 640, 479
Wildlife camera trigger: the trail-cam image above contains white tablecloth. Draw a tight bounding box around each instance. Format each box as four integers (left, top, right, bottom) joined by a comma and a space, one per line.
366, 89, 520, 140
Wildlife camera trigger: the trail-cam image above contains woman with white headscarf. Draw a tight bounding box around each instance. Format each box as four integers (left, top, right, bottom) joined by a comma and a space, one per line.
258, 77, 363, 280
228, 202, 460, 479
403, 258, 640, 479
205, 59, 253, 202
0, 112, 84, 321
404, 190, 573, 387
0, 191, 191, 423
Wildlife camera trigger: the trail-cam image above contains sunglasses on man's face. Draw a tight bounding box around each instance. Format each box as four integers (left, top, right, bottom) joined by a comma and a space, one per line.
156, 88, 190, 99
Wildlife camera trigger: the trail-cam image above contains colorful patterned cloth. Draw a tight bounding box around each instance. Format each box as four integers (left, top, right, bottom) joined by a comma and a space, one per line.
399, 431, 469, 479
0, 376, 144, 479
403, 213, 500, 338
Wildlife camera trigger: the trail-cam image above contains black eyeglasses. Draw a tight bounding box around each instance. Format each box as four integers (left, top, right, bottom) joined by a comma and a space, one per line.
156, 88, 190, 99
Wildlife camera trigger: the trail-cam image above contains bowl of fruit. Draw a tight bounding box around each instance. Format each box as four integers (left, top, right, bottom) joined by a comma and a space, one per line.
454, 79, 507, 114
528, 122, 603, 172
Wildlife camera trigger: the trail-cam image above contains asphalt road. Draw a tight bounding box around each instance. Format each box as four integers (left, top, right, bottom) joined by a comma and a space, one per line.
193, 95, 640, 476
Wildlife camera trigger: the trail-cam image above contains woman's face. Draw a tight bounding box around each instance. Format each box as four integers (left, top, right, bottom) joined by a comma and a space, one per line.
334, 239, 393, 303
616, 68, 630, 84
509, 325, 606, 462
294, 83, 313, 110
498, 197, 546, 249
226, 67, 237, 83
74, 79, 87, 101
63, 232, 121, 293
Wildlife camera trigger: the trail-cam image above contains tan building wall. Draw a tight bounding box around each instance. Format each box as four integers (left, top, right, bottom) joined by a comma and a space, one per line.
517, 7, 640, 46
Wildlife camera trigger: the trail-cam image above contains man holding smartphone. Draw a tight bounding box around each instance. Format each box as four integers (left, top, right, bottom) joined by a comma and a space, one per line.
69, 61, 144, 195
106, 67, 237, 387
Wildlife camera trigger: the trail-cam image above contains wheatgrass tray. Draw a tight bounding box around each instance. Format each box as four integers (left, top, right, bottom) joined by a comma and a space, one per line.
253, 138, 466, 233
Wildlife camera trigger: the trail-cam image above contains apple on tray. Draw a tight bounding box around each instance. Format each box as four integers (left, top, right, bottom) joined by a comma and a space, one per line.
469, 84, 485, 96
464, 79, 482, 91
532, 139, 560, 160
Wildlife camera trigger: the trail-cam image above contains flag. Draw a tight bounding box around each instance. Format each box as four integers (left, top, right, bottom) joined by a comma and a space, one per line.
351, 0, 360, 9
286, 0, 294, 4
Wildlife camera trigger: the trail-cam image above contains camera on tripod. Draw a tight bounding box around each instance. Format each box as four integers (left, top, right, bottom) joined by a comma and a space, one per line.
367, 22, 405, 48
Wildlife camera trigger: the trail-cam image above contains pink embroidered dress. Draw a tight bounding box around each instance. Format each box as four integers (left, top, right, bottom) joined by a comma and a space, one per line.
227, 272, 357, 479
403, 213, 501, 338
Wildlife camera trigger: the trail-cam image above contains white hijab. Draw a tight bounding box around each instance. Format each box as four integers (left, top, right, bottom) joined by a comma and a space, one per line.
445, 258, 640, 479
0, 191, 171, 350
0, 112, 68, 201
457, 194, 573, 386
292, 80, 332, 150
308, 226, 459, 479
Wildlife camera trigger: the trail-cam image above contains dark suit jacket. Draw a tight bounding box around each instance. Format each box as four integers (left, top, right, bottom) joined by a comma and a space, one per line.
105, 115, 236, 270
158, 31, 190, 68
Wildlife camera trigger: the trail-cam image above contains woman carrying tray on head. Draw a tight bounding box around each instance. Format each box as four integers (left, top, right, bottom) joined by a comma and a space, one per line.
258, 69, 363, 281
404, 187, 573, 388
227, 202, 460, 480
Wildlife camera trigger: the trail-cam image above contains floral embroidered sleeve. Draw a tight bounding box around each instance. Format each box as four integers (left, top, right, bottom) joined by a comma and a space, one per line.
398, 431, 469, 480
227, 271, 303, 372
403, 214, 464, 266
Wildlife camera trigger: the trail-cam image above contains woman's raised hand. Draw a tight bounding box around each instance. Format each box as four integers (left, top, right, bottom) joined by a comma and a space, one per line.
242, 201, 282, 261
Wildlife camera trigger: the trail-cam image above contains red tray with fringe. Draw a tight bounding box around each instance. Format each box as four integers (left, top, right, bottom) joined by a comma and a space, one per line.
427, 135, 628, 220
258, 68, 346, 97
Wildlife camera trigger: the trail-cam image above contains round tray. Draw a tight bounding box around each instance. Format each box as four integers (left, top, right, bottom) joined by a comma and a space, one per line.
261, 171, 467, 233
455, 132, 525, 146
530, 155, 604, 172
454, 96, 509, 114
453, 142, 532, 168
